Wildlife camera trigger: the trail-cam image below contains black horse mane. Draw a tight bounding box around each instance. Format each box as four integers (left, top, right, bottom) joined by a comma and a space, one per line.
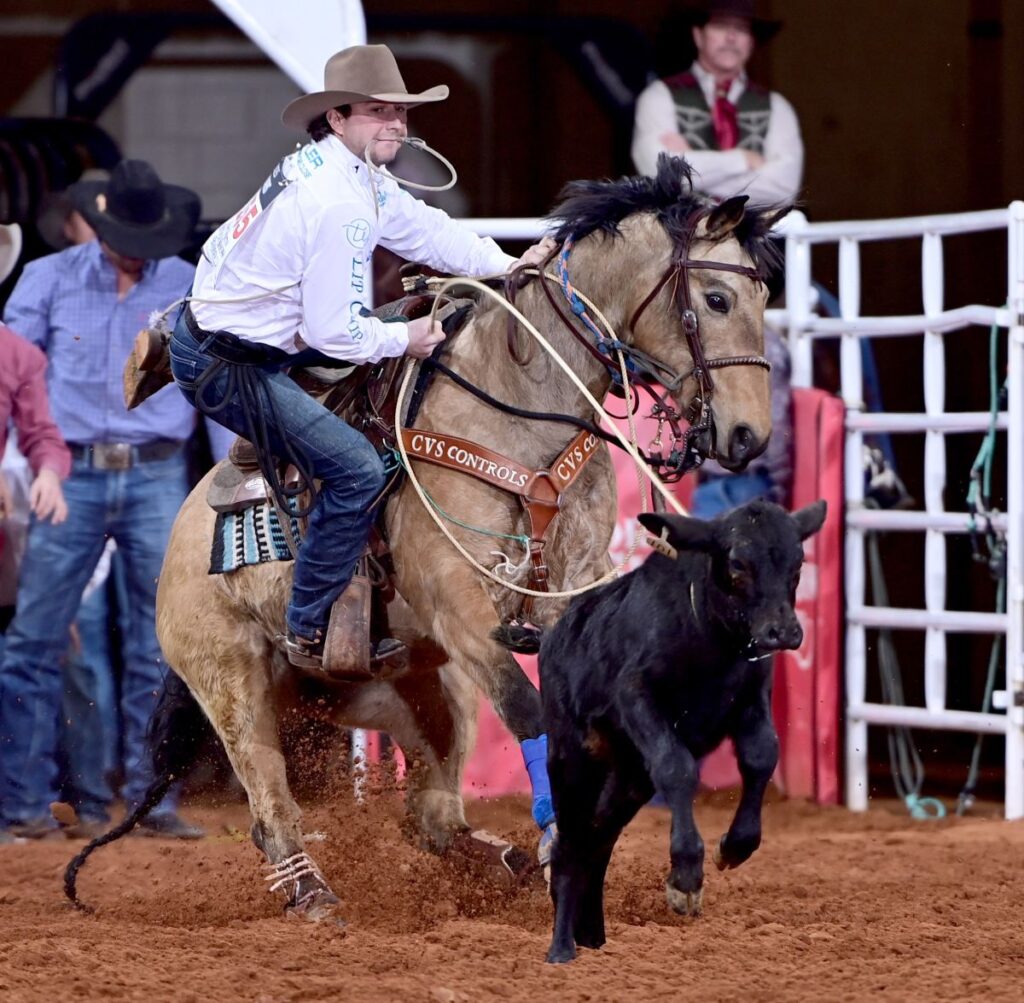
547, 153, 785, 276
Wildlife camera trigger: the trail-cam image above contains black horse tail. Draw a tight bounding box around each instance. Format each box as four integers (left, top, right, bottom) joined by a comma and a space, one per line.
64, 671, 211, 911
490, 623, 544, 655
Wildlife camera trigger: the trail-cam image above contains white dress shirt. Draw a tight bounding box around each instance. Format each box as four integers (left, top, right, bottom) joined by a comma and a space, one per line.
192, 134, 515, 365
631, 61, 803, 205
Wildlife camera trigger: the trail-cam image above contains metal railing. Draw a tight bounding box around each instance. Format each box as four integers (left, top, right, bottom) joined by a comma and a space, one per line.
777, 203, 1024, 820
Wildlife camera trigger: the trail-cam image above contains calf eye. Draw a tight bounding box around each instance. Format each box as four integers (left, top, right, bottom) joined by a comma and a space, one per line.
705, 293, 729, 314
729, 558, 750, 585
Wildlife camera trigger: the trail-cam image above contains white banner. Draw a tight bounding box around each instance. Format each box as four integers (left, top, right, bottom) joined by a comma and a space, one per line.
209, 0, 366, 92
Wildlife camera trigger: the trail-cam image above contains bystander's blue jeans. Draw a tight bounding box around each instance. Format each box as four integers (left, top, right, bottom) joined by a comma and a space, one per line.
58, 547, 127, 823
0, 450, 187, 827
169, 311, 386, 639
690, 470, 775, 520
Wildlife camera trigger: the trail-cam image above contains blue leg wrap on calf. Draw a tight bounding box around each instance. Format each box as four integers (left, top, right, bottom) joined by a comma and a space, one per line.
521, 735, 555, 829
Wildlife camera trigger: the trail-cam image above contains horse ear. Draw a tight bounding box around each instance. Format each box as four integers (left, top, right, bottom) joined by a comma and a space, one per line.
637, 512, 718, 554
761, 205, 793, 232
791, 499, 827, 541
704, 195, 749, 240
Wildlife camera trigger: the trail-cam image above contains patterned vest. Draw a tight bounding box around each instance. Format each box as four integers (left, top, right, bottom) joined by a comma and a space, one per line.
664, 72, 771, 153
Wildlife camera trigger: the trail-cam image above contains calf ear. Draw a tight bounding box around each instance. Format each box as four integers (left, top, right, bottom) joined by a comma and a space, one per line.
704, 195, 749, 240
792, 499, 827, 540
637, 512, 718, 553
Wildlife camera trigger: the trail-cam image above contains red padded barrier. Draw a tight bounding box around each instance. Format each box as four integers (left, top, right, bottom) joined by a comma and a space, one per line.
772, 388, 844, 803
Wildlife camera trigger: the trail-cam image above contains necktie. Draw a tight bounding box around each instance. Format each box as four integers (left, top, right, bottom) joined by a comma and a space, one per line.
712, 79, 739, 150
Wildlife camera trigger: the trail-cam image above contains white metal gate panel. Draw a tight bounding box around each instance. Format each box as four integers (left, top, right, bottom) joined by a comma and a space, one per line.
775, 203, 1024, 819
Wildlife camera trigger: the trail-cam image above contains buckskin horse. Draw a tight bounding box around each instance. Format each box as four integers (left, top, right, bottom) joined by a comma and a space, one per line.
66, 156, 786, 921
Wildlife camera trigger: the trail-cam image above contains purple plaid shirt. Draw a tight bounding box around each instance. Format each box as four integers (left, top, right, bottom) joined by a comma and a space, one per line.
3, 240, 197, 445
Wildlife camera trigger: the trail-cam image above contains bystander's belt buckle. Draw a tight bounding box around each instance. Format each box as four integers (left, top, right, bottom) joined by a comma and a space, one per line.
91, 443, 133, 470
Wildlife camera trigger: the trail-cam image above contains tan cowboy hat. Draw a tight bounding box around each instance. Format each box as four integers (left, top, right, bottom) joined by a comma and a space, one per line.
0, 223, 23, 284
282, 44, 449, 131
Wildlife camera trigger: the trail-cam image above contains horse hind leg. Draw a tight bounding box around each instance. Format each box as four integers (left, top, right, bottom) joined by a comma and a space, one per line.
189, 651, 343, 922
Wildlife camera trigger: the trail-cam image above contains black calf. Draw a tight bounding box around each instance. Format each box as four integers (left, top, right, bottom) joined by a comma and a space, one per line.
540, 498, 827, 963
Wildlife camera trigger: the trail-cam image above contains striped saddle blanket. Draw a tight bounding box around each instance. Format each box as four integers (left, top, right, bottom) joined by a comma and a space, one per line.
209, 502, 302, 575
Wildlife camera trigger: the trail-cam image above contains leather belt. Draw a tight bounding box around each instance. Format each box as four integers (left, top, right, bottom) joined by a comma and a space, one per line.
183, 305, 294, 367
69, 440, 183, 470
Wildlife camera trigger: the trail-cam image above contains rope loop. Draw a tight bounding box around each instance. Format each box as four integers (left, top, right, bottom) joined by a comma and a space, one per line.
393, 270, 686, 601
904, 793, 947, 821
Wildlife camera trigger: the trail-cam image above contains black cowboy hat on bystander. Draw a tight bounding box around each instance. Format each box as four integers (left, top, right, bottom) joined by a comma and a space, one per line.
688, 0, 783, 43
69, 160, 201, 260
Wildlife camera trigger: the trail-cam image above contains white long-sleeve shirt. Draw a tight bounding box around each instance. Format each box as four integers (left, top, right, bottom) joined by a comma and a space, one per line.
192, 134, 514, 364
631, 62, 803, 205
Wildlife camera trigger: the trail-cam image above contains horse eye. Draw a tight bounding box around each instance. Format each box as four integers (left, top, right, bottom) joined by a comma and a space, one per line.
729, 558, 749, 582
705, 293, 729, 314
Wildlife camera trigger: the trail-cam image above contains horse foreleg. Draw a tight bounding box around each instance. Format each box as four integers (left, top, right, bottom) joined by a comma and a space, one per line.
428, 592, 556, 863
332, 647, 475, 850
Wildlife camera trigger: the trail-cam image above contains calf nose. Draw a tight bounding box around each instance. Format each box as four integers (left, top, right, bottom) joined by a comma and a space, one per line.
756, 620, 803, 653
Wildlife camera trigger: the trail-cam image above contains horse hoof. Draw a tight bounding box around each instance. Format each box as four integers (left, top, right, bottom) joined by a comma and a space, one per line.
538, 821, 557, 866
713, 838, 727, 871
286, 889, 346, 926
538, 822, 557, 890
665, 882, 703, 917
448, 829, 536, 887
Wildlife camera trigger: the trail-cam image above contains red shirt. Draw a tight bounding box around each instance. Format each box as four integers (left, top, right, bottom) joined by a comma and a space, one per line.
0, 323, 71, 478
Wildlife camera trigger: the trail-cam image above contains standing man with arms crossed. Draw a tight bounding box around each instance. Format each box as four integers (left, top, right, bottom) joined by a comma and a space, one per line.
632, 0, 802, 206
171, 44, 555, 672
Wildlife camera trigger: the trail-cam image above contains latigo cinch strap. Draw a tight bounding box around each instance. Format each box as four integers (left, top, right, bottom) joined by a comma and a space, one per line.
400, 426, 601, 610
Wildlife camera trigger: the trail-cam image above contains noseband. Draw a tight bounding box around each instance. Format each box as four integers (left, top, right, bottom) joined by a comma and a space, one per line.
550, 207, 770, 476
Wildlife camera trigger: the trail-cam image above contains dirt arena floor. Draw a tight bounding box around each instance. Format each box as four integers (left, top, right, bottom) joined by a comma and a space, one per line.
1, 787, 1022, 1002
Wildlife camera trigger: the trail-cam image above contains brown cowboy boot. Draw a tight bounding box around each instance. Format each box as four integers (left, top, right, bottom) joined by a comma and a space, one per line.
281, 558, 406, 679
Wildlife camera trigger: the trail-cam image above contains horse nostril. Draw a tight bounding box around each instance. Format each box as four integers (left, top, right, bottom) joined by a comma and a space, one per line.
729, 424, 755, 462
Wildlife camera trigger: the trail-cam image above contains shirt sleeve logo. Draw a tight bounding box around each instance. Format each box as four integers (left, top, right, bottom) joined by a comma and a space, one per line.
345, 219, 371, 249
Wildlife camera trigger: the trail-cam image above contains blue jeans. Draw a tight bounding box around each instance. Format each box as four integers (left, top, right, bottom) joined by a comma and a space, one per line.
59, 549, 127, 822
169, 311, 386, 638
690, 470, 775, 520
0, 451, 187, 825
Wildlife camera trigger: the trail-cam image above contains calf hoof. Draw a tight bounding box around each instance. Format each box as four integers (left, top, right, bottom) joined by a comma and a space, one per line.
713, 832, 759, 870
573, 926, 606, 950
545, 941, 577, 965
286, 887, 346, 926
665, 882, 703, 917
